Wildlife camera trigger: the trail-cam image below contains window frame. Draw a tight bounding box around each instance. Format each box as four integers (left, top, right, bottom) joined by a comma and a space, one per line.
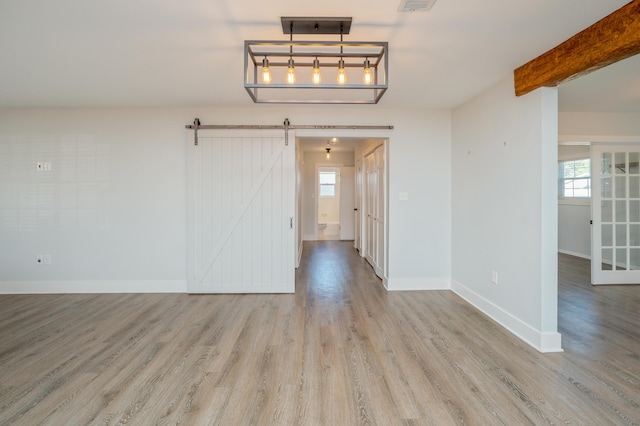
558, 157, 591, 203
319, 171, 337, 198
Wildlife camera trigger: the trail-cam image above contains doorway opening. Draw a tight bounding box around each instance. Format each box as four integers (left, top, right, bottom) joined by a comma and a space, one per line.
296, 134, 389, 282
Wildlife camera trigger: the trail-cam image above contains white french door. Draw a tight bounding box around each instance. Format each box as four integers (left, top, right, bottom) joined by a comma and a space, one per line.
591, 143, 640, 284
188, 130, 295, 293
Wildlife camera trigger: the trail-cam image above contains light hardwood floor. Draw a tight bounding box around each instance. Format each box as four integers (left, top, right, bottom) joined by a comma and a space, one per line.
1, 245, 639, 425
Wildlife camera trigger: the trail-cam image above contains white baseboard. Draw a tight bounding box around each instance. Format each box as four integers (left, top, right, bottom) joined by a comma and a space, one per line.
386, 277, 451, 291
451, 280, 563, 353
0, 280, 187, 294
558, 249, 590, 260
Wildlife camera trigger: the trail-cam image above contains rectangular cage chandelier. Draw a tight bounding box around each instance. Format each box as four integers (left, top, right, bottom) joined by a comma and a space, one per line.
244, 17, 388, 104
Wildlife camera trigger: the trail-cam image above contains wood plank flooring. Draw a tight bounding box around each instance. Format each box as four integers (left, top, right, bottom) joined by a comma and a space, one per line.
1, 245, 639, 424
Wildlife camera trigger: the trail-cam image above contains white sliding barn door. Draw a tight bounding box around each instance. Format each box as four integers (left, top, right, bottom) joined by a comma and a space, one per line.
592, 143, 640, 285
188, 130, 295, 293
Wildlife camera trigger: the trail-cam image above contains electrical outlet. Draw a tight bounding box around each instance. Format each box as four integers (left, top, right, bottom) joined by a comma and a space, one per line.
491, 271, 498, 284
43, 255, 52, 265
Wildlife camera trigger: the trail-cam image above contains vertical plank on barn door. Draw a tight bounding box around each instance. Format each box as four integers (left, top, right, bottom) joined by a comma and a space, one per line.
187, 130, 294, 293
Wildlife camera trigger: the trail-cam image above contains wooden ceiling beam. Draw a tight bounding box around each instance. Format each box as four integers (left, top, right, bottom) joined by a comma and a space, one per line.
514, 1, 640, 96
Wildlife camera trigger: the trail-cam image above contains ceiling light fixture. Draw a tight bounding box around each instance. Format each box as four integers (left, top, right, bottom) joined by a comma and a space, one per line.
244, 17, 388, 104
326, 148, 331, 159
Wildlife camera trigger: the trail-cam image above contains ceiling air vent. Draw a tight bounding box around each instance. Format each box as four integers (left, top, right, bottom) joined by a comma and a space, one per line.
397, 0, 437, 12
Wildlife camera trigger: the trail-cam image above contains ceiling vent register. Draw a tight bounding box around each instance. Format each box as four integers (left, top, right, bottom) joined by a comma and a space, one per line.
397, 0, 437, 12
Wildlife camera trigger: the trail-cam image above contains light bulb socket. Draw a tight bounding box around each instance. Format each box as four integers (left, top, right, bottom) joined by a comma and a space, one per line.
313, 58, 320, 69
288, 58, 295, 68
262, 57, 269, 67
364, 58, 370, 68
338, 58, 345, 69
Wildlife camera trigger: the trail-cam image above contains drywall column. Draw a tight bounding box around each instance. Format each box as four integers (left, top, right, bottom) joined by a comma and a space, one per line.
452, 77, 562, 352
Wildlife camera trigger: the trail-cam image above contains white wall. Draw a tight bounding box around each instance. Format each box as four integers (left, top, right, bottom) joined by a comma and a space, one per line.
558, 201, 591, 258
0, 108, 188, 292
385, 110, 452, 290
452, 77, 562, 352
559, 112, 640, 139
0, 105, 452, 293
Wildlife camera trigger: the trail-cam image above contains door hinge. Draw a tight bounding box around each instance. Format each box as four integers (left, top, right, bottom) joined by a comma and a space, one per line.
290, 217, 293, 229
590, 220, 593, 225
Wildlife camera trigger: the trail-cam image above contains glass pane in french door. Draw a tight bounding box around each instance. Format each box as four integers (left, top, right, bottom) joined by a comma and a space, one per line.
600, 151, 640, 272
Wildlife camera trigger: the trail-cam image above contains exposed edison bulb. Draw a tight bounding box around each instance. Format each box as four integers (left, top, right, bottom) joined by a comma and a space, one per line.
262, 58, 271, 84
337, 59, 346, 85
287, 58, 296, 84
312, 58, 321, 84
326, 148, 331, 159
363, 59, 372, 85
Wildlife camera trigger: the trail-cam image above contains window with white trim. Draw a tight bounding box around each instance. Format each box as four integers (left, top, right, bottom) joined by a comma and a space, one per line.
558, 158, 591, 198
319, 172, 337, 197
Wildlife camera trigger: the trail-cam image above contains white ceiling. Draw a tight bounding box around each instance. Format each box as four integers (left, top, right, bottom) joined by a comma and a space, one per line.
0, 0, 634, 111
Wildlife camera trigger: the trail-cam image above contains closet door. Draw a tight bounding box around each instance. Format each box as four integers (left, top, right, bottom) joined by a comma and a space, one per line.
354, 159, 362, 251
363, 146, 385, 279
188, 130, 295, 293
339, 166, 356, 240
374, 145, 385, 276
365, 152, 377, 266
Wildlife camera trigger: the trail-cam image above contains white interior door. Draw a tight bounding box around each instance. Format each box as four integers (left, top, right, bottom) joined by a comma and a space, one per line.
340, 166, 355, 240
591, 143, 640, 284
374, 146, 385, 276
188, 130, 295, 293
354, 160, 362, 251
365, 152, 377, 266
